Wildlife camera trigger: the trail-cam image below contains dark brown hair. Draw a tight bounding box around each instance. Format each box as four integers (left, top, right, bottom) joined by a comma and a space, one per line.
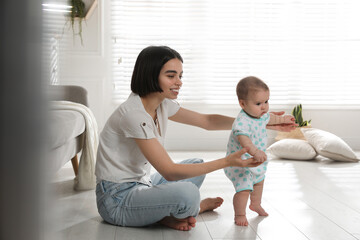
131, 46, 183, 97
236, 76, 269, 100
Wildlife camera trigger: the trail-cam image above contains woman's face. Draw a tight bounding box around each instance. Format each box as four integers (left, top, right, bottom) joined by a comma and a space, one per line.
239, 89, 270, 118
158, 58, 183, 99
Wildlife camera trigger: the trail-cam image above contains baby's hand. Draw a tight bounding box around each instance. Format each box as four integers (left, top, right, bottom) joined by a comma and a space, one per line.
253, 149, 267, 162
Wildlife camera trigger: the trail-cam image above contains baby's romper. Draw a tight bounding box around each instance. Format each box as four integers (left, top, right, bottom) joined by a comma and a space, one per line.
224, 110, 270, 192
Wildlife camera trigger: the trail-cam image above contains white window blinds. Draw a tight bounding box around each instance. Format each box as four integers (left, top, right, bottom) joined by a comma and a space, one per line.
111, 0, 360, 106
42, 0, 68, 85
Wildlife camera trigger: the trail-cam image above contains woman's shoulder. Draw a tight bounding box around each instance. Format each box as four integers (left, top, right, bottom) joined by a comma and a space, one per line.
113, 93, 145, 116
119, 92, 142, 109
105, 107, 152, 136
117, 107, 150, 124
162, 98, 180, 107
160, 98, 180, 117
107, 94, 150, 125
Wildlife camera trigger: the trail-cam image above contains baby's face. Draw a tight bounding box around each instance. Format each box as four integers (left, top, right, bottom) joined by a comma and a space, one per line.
240, 90, 270, 118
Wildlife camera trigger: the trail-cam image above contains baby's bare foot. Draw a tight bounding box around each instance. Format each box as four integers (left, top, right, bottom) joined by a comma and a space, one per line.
249, 204, 269, 216
235, 215, 248, 226
159, 216, 196, 231
199, 197, 224, 213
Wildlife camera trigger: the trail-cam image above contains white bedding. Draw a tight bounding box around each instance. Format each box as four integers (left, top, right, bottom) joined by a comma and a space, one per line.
51, 101, 98, 190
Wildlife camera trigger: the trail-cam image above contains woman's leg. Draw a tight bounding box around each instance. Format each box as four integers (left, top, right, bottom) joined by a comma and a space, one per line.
95, 158, 224, 230
199, 197, 224, 213
151, 158, 224, 214
96, 179, 201, 230
121, 181, 201, 228
150, 158, 206, 187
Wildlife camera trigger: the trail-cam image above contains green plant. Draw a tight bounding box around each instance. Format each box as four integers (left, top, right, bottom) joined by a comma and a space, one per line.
292, 104, 311, 127
69, 0, 86, 45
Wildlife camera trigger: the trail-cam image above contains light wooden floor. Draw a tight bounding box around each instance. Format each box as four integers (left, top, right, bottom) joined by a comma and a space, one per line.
51, 151, 360, 240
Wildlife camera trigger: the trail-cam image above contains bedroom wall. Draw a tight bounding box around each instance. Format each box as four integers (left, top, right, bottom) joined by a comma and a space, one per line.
58, 0, 112, 130
165, 107, 360, 151
58, 1, 360, 151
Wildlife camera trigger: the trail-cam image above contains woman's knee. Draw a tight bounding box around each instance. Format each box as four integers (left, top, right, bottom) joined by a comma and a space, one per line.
180, 158, 206, 187
191, 158, 204, 164
175, 182, 201, 207
179, 158, 204, 164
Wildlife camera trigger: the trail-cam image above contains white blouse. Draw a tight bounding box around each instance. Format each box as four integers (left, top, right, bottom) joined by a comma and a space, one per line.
95, 93, 180, 185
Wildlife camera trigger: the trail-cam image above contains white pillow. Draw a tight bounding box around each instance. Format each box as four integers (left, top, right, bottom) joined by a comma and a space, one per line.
267, 139, 317, 160
301, 128, 359, 162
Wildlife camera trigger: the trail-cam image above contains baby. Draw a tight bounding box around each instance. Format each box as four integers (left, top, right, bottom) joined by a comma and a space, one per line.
224, 76, 295, 226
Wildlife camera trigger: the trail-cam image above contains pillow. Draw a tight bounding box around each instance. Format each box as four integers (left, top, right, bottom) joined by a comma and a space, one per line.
267, 139, 317, 160
301, 128, 359, 162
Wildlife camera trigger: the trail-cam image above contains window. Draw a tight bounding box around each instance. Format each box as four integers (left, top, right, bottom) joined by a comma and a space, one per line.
42, 0, 69, 84
111, 0, 360, 106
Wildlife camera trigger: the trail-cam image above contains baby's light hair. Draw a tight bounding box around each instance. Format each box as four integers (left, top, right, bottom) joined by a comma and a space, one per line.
236, 76, 269, 100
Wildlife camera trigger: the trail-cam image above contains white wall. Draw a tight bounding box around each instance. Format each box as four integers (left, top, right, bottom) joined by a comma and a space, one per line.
59, 1, 360, 151
165, 106, 360, 151
59, 0, 113, 129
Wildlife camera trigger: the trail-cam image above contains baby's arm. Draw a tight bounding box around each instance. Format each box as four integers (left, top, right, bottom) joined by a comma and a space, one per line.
268, 113, 295, 126
237, 135, 267, 162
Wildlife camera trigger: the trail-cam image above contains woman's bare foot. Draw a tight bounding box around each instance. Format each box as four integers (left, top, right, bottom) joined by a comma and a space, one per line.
159, 216, 196, 231
235, 215, 248, 226
199, 197, 224, 213
249, 204, 268, 216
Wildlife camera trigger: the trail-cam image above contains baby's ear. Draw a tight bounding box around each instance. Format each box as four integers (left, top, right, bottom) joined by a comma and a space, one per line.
239, 99, 246, 108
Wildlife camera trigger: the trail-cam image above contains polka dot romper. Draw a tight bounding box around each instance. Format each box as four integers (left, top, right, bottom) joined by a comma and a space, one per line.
224, 109, 270, 192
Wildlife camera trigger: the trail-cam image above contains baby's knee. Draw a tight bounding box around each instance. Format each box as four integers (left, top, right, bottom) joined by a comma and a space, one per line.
235, 190, 251, 197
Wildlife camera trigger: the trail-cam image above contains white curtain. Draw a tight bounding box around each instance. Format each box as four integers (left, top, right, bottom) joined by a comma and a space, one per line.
111, 0, 360, 106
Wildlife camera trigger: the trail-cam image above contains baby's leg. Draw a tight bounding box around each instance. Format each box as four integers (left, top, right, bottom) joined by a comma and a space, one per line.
233, 190, 250, 226
249, 180, 268, 216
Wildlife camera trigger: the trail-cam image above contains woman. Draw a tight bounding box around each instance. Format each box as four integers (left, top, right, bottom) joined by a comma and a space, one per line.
95, 46, 295, 231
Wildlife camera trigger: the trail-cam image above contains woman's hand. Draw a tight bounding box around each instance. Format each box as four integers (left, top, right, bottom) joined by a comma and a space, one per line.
267, 111, 298, 132
226, 148, 263, 168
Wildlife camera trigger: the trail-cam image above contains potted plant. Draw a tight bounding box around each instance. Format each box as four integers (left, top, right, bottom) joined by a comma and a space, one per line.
292, 104, 311, 127
69, 0, 86, 45
275, 104, 311, 141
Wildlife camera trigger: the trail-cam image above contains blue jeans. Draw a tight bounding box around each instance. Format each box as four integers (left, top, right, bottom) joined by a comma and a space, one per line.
96, 158, 205, 227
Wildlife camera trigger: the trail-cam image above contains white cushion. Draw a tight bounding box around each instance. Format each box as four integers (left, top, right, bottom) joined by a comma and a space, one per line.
301, 128, 359, 162
267, 139, 317, 160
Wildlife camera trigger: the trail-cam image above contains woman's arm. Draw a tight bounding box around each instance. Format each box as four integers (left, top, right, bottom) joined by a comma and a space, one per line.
169, 107, 234, 130
266, 111, 297, 132
170, 108, 297, 131
135, 138, 261, 181
268, 112, 295, 125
